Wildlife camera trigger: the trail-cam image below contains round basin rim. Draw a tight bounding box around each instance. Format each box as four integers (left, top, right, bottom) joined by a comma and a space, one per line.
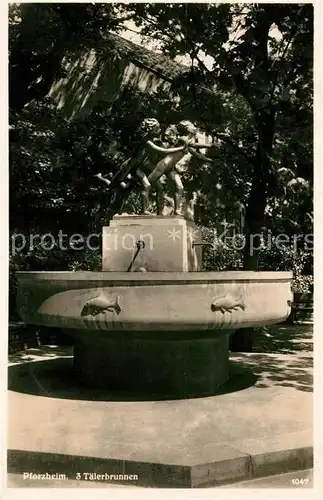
16, 271, 293, 281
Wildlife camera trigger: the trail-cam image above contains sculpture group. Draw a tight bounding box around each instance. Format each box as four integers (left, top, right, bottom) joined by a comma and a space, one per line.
95, 118, 214, 217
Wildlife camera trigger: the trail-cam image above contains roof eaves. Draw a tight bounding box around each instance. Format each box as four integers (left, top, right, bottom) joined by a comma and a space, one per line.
106, 32, 189, 83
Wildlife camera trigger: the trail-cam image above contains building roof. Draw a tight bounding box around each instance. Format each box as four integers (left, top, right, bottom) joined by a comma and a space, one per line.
106, 32, 190, 83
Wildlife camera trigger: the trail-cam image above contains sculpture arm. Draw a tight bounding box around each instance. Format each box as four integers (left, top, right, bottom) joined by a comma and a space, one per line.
94, 173, 112, 186
189, 142, 215, 149
146, 140, 185, 154
188, 146, 214, 163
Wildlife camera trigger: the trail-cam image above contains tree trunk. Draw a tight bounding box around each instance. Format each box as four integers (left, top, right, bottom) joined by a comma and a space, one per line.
230, 109, 276, 352
229, 176, 267, 351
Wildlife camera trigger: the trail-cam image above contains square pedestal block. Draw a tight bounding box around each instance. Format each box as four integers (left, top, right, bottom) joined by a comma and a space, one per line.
102, 215, 202, 272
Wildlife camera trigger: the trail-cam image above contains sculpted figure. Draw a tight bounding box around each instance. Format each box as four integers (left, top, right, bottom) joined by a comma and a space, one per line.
142, 120, 197, 215
95, 118, 214, 216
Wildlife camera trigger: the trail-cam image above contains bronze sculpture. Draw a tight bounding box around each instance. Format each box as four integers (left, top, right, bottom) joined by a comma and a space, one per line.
95, 118, 214, 216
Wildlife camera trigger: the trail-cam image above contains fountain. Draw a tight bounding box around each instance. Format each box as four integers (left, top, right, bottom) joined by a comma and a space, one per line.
16, 119, 293, 397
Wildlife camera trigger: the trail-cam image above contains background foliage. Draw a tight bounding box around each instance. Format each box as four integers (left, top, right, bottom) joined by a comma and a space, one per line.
9, 4, 313, 325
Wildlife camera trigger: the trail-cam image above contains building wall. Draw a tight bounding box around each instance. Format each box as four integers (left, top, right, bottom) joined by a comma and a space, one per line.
49, 46, 171, 120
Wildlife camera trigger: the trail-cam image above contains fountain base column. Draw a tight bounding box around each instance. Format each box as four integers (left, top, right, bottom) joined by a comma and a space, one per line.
73, 332, 231, 397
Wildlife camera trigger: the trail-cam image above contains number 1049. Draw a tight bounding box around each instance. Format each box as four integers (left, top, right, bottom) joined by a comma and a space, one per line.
292, 478, 309, 485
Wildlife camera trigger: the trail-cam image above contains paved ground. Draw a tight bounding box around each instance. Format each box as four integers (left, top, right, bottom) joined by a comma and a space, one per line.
223, 468, 313, 488
6, 468, 313, 488
7, 325, 313, 488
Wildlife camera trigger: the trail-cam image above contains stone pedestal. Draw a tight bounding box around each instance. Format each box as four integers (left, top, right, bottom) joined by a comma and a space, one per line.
73, 332, 231, 397
102, 215, 202, 272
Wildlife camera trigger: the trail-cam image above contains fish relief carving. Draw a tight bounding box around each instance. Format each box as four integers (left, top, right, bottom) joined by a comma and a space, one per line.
81, 294, 121, 316
211, 293, 245, 314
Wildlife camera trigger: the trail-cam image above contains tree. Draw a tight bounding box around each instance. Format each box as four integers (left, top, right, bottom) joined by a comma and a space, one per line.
120, 3, 313, 350
9, 4, 313, 351
122, 3, 313, 266
9, 3, 127, 112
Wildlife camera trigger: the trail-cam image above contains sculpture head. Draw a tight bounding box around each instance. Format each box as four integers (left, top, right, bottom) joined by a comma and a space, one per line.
164, 121, 197, 146
139, 118, 161, 139
164, 124, 179, 145
177, 120, 197, 138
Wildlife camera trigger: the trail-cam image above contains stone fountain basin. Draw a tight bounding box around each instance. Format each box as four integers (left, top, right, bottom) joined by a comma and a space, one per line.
16, 271, 293, 335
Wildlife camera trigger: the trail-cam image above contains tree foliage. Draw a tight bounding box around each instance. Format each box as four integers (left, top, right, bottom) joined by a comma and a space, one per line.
121, 3, 313, 269
118, 3, 313, 350
9, 4, 313, 325
9, 3, 127, 112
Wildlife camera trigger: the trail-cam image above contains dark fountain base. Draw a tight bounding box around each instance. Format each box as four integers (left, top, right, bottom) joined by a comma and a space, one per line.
72, 332, 231, 397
